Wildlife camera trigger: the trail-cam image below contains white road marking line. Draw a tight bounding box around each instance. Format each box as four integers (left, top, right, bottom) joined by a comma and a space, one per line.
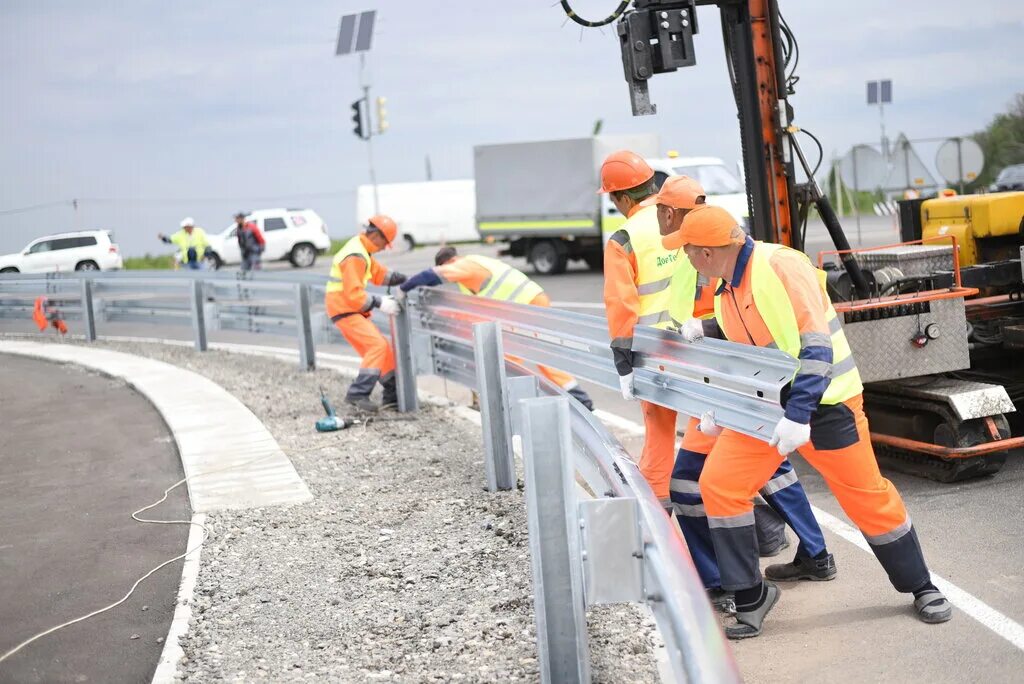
593, 409, 646, 437
810, 505, 1024, 653
595, 411, 1024, 655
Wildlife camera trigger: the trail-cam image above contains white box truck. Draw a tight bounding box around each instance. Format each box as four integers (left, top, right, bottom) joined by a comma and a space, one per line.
474, 135, 749, 274
356, 179, 478, 251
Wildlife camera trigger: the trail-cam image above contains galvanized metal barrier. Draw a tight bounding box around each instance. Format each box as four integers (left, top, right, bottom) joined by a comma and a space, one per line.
0, 270, 801, 683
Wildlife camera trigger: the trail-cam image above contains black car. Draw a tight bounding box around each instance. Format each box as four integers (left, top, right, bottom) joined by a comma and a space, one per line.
992, 163, 1024, 192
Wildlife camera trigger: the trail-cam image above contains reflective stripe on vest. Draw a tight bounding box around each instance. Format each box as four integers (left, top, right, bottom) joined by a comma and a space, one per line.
713, 242, 863, 405
457, 255, 543, 304
622, 205, 675, 330
326, 236, 371, 294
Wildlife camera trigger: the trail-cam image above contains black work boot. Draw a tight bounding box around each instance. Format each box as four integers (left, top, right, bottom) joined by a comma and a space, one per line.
765, 552, 837, 582
380, 376, 398, 410
345, 395, 378, 413
725, 581, 781, 640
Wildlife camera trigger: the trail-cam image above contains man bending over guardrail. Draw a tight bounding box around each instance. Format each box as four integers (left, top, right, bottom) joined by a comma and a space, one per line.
397, 246, 595, 411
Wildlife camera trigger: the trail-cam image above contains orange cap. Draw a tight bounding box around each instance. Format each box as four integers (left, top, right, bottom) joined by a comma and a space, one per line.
367, 214, 398, 244
663, 205, 741, 250
640, 175, 705, 208
596, 150, 654, 194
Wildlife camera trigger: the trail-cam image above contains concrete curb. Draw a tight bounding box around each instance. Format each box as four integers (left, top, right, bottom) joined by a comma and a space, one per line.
151, 512, 206, 684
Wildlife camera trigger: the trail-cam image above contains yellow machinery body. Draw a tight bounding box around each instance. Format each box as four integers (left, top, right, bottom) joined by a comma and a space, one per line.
921, 192, 1024, 266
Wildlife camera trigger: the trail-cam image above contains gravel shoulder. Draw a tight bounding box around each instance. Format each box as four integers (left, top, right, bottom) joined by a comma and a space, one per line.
72, 340, 658, 682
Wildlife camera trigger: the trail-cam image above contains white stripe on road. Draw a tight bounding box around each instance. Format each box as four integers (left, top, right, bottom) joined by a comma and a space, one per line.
810, 505, 1024, 652
597, 411, 1024, 655
594, 409, 647, 437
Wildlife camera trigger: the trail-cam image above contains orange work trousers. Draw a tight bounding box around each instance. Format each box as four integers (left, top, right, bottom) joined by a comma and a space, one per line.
700, 394, 929, 591
332, 312, 395, 376
639, 401, 679, 502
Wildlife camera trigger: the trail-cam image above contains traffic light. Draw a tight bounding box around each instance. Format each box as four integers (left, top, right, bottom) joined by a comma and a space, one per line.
376, 96, 388, 134
351, 98, 367, 140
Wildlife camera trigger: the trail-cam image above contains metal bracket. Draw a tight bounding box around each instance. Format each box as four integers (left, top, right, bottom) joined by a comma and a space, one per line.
579, 497, 644, 606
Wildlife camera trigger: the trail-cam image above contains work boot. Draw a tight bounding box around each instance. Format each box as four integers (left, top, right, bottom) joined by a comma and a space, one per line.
725, 581, 780, 640
381, 376, 398, 410
707, 588, 736, 614
913, 586, 953, 624
345, 395, 378, 413
765, 552, 837, 582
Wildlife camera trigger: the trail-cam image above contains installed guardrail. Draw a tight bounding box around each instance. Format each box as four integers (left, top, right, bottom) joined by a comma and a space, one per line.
0, 269, 800, 683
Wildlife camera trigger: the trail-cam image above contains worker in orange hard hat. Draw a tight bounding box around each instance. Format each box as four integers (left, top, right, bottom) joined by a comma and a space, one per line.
646, 177, 834, 612
397, 246, 595, 410
325, 215, 407, 412
677, 205, 951, 638
597, 151, 704, 508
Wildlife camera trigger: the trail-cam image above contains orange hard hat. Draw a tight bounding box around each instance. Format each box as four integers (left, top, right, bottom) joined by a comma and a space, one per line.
367, 214, 398, 244
641, 175, 706, 209
671, 205, 743, 249
597, 150, 654, 194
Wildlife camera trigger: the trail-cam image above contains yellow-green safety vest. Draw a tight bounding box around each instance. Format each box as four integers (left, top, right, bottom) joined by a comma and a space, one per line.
458, 255, 544, 304
170, 227, 209, 261
713, 242, 863, 405
326, 235, 371, 294
620, 205, 675, 330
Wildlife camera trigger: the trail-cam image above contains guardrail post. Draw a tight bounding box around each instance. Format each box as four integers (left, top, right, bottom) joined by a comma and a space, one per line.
294, 283, 316, 370
189, 279, 208, 351
472, 321, 515, 491
80, 278, 96, 342
390, 301, 419, 413
521, 396, 590, 684
507, 374, 539, 437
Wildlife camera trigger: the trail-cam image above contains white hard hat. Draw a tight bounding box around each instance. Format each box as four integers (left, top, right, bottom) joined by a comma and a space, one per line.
180, 217, 195, 228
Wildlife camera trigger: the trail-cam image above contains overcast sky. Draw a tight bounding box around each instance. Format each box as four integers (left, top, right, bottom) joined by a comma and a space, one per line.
1, 0, 1022, 257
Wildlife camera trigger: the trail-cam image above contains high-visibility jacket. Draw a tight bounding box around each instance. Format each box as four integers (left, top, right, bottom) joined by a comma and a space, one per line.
327, 235, 371, 292
168, 227, 209, 261
455, 255, 543, 304
604, 205, 676, 350
714, 241, 863, 412
325, 234, 388, 315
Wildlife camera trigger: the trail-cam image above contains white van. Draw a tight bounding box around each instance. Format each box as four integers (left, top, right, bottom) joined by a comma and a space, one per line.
645, 154, 749, 224
356, 180, 478, 251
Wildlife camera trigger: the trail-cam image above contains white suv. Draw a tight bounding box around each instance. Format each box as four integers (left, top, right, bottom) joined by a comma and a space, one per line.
203, 208, 332, 269
0, 230, 123, 273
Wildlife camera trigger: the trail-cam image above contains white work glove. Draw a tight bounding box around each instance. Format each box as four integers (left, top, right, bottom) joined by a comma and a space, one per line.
618, 372, 636, 401
678, 318, 704, 343
394, 288, 408, 305
378, 296, 401, 316
768, 417, 811, 455
697, 410, 723, 437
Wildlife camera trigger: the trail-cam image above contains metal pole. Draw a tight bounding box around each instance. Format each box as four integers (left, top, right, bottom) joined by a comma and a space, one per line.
957, 137, 965, 194
520, 396, 590, 684
80, 278, 96, 342
507, 374, 539, 436
294, 283, 316, 370
472, 321, 515, 491
852, 150, 862, 244
390, 302, 419, 413
189, 279, 208, 352
360, 53, 379, 214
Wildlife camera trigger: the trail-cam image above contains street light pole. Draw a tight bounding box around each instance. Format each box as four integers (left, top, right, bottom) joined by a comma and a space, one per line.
359, 54, 379, 215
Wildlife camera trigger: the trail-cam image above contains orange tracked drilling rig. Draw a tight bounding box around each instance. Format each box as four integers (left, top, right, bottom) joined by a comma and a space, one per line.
560, 0, 1024, 481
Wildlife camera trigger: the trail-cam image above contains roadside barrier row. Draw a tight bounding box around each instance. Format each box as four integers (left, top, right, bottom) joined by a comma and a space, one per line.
1, 269, 802, 683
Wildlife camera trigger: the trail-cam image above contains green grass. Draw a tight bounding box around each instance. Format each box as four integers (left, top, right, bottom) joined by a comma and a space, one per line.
123, 253, 175, 270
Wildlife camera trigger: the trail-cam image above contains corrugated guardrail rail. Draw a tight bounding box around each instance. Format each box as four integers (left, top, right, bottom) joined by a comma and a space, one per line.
0, 269, 803, 683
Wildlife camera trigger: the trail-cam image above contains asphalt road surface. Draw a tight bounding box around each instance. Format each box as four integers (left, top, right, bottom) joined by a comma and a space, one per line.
0, 355, 189, 683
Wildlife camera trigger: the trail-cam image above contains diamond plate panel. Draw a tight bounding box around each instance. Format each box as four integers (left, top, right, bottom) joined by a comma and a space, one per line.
843, 297, 969, 383
858, 245, 954, 277
871, 378, 1015, 420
